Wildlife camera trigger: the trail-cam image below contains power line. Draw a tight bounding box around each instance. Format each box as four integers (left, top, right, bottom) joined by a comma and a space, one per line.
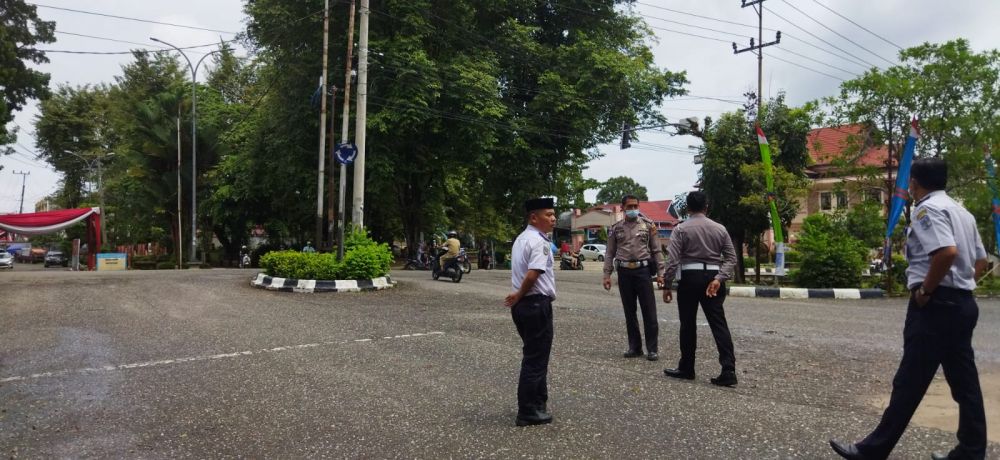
38, 40, 232, 56
764, 6, 879, 69
779, 0, 895, 66
29, 3, 239, 35
810, 0, 904, 50
771, 46, 857, 76
764, 51, 845, 81
54, 30, 236, 54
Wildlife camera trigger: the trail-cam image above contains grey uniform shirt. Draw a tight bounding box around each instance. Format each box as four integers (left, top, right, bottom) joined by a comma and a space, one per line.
905, 190, 987, 291
602, 217, 666, 276
512, 225, 556, 299
663, 214, 738, 284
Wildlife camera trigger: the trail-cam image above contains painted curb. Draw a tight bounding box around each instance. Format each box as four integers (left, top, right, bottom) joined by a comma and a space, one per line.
250, 273, 396, 293
727, 286, 883, 299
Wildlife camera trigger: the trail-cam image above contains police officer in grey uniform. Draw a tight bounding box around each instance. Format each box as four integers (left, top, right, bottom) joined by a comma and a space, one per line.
830, 158, 988, 460
603, 194, 665, 361
505, 198, 557, 427
661, 191, 738, 386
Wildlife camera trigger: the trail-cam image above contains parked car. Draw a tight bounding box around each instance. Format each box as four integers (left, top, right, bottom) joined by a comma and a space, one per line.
44, 250, 68, 268
579, 243, 607, 262
0, 251, 13, 269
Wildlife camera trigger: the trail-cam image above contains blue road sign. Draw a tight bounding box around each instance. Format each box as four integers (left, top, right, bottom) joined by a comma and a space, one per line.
335, 143, 358, 165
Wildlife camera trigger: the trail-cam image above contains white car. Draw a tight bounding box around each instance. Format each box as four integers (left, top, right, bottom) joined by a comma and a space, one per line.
579, 244, 606, 262
0, 251, 13, 269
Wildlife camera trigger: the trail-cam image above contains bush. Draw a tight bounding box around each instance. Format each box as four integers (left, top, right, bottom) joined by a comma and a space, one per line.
793, 213, 867, 288
341, 244, 393, 280
156, 261, 176, 270
743, 256, 757, 268
784, 249, 801, 265
259, 234, 393, 280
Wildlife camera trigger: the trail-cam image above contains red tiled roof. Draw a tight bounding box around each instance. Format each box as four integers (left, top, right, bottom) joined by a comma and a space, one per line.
590, 200, 677, 224
807, 124, 893, 168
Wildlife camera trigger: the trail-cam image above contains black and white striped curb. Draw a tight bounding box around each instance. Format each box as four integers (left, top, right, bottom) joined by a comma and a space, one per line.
251, 273, 395, 293
727, 286, 884, 299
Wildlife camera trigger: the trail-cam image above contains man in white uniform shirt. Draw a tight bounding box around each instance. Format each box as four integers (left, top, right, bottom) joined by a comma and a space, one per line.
505, 197, 557, 427
831, 158, 988, 460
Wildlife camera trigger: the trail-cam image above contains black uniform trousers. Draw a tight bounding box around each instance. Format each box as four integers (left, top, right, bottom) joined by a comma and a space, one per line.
511, 294, 554, 414
617, 266, 658, 353
676, 269, 735, 373
857, 286, 986, 460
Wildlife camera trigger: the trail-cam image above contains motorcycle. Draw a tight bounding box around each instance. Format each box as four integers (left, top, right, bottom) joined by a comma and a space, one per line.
404, 253, 432, 271
560, 253, 583, 270
457, 248, 472, 274
431, 250, 463, 283
239, 249, 252, 268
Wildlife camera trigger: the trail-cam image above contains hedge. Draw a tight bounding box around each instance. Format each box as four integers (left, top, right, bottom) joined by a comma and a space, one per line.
259, 228, 393, 280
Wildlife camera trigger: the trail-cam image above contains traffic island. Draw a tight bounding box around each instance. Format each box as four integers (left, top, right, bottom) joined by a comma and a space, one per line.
251, 273, 395, 293
728, 286, 884, 299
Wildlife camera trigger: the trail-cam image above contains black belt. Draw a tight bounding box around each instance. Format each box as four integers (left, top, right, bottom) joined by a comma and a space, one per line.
521, 294, 554, 301
615, 259, 650, 269
909, 285, 973, 296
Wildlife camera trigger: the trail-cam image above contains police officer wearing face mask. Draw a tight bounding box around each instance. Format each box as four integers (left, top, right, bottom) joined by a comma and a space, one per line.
603, 194, 665, 361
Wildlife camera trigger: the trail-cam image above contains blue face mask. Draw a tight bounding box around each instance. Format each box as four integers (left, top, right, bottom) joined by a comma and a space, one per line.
625, 209, 640, 219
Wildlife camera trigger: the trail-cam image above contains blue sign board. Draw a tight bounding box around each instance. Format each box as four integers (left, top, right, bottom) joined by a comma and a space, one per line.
335, 143, 358, 165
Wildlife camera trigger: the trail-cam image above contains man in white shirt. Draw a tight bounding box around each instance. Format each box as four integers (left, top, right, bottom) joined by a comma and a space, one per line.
505, 197, 557, 427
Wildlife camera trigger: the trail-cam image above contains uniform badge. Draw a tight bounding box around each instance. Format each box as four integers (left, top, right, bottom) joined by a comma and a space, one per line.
916, 208, 931, 230
543, 245, 550, 256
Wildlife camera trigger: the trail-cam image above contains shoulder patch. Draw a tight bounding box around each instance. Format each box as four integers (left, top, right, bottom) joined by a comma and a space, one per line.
543, 245, 550, 256
916, 208, 932, 230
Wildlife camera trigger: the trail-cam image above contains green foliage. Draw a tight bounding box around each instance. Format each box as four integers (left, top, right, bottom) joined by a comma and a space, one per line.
889, 254, 908, 289
833, 202, 887, 250
784, 249, 801, 265
0, 0, 55, 156
793, 213, 868, 288
155, 261, 175, 270
596, 176, 648, 204
340, 244, 394, 280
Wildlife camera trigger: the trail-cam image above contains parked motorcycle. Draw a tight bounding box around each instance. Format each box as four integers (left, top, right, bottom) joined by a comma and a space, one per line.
458, 248, 472, 274
431, 250, 463, 283
404, 253, 432, 271
560, 253, 583, 270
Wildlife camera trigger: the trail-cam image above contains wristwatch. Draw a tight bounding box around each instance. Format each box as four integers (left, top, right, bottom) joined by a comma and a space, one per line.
917, 286, 933, 297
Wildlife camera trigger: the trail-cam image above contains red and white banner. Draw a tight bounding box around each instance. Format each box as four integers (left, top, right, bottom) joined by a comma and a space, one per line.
0, 208, 102, 269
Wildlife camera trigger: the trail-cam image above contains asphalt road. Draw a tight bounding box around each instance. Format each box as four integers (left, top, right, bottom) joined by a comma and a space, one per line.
1, 267, 997, 458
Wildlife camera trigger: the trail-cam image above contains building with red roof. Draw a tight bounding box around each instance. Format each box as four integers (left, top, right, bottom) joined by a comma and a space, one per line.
789, 123, 897, 237
562, 199, 680, 252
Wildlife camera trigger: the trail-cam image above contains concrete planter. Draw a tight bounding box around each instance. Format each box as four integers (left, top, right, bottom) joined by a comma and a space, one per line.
727, 286, 884, 299
251, 273, 395, 293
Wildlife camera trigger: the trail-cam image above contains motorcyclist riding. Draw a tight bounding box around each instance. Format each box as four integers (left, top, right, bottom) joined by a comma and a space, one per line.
440, 231, 461, 271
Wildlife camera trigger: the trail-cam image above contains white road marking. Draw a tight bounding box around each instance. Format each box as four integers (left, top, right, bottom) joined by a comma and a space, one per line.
0, 331, 446, 384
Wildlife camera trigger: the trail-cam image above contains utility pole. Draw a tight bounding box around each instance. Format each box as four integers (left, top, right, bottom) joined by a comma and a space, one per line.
177, 108, 183, 268
733, 0, 781, 118
336, 0, 357, 260
327, 86, 338, 244
734, 0, 781, 285
13, 171, 29, 213
351, 0, 370, 227
315, 0, 331, 249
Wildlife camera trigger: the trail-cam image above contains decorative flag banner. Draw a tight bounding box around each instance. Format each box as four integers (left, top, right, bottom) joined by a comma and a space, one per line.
983, 145, 1000, 256
883, 117, 920, 262
755, 124, 785, 276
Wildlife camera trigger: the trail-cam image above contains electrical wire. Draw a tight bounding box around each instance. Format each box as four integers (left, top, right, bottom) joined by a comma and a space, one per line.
779, 0, 895, 66
771, 47, 857, 76
810, 0, 904, 50
764, 6, 879, 69
764, 51, 845, 81
29, 3, 239, 35
54, 30, 236, 54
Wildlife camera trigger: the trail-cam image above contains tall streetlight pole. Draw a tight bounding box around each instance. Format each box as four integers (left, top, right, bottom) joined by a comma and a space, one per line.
151, 37, 226, 263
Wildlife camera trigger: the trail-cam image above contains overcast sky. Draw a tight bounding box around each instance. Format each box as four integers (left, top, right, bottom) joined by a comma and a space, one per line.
3, 0, 1000, 213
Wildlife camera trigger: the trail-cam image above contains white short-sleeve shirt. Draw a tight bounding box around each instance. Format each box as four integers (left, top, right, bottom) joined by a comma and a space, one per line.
511, 225, 556, 299
905, 190, 987, 290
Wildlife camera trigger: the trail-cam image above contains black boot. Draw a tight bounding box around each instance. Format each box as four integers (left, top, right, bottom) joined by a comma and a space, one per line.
710, 370, 738, 387
515, 407, 553, 427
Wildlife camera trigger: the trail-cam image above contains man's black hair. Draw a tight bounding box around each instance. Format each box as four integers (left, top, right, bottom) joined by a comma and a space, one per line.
621, 194, 640, 206
910, 158, 947, 191
686, 191, 708, 213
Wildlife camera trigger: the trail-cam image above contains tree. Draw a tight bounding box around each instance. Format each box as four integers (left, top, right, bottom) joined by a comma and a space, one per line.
793, 213, 868, 288
699, 93, 813, 283
0, 0, 54, 160
596, 176, 648, 204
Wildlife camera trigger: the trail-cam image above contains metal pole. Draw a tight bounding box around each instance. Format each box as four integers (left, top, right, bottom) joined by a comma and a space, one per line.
757, 5, 763, 118
327, 87, 338, 242
316, 0, 331, 248
352, 0, 369, 227
13, 171, 29, 213
98, 159, 106, 249
177, 108, 183, 268
337, 0, 357, 260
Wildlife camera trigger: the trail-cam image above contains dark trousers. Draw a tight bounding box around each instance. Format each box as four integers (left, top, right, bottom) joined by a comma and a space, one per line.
618, 267, 658, 353
857, 287, 986, 460
511, 294, 553, 413
676, 269, 735, 373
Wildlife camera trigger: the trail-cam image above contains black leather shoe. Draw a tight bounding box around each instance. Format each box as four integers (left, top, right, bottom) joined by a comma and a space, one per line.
515, 409, 553, 427
829, 440, 865, 459
930, 453, 953, 460
663, 368, 695, 380
623, 350, 643, 358
646, 352, 659, 361
710, 371, 738, 387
